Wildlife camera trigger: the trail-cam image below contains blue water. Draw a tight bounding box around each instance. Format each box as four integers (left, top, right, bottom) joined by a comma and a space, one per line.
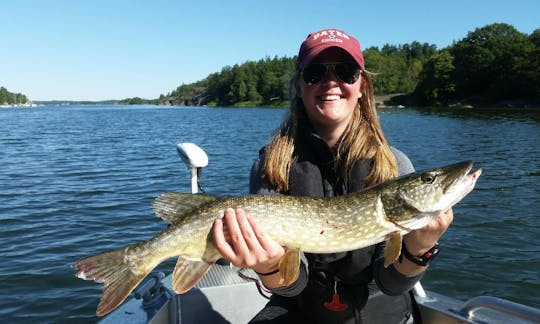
0, 105, 538, 323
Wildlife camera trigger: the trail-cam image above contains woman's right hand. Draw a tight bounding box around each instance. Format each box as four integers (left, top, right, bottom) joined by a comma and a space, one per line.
212, 207, 285, 277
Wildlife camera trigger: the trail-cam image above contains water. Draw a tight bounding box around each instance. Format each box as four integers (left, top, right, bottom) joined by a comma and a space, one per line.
0, 105, 538, 323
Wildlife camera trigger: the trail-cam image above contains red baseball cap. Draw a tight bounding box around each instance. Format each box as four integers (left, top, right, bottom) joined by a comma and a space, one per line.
297, 28, 365, 70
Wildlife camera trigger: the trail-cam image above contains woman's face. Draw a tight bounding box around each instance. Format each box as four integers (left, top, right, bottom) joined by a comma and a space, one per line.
297, 48, 362, 138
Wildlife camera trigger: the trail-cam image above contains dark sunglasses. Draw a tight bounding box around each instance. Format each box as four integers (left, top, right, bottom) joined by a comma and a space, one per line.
301, 62, 362, 85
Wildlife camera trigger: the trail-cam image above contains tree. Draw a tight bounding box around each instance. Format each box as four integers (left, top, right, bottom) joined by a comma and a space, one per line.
159, 23, 538, 108
413, 51, 456, 105
450, 23, 532, 100
364, 42, 436, 95
519, 29, 540, 97
0, 86, 28, 105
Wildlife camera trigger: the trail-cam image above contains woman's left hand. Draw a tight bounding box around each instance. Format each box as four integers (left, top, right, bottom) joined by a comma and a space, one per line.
394, 209, 453, 274
404, 208, 453, 256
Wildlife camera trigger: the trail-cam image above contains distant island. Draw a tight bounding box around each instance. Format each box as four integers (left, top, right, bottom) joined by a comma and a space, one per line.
33, 100, 121, 106
0, 87, 31, 107
4, 23, 539, 109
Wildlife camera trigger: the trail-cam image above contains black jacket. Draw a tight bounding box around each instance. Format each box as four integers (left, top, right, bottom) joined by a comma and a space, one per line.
249, 122, 421, 323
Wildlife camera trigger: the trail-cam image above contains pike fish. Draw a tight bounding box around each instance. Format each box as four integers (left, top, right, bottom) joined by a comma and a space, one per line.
74, 160, 481, 316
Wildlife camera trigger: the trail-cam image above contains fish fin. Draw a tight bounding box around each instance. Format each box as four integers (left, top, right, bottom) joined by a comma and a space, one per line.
171, 256, 213, 293
278, 249, 301, 286
73, 248, 151, 317
152, 192, 220, 224
384, 232, 402, 268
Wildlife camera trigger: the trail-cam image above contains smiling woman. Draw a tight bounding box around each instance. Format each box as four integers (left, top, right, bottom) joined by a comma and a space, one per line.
295, 48, 363, 147
207, 28, 458, 323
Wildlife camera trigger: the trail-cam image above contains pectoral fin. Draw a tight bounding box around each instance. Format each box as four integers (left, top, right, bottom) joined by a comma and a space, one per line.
384, 232, 402, 268
278, 249, 301, 286
171, 256, 213, 293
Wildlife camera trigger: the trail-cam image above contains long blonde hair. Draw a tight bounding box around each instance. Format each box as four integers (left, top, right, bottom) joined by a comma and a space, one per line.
263, 71, 398, 192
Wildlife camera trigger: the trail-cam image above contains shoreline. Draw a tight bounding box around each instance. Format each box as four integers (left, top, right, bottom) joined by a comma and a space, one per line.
374, 94, 540, 109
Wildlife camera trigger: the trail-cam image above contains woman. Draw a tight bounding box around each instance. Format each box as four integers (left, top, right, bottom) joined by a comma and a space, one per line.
213, 28, 453, 323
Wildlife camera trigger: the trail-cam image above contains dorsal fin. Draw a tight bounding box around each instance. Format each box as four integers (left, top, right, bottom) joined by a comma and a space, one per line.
152, 192, 219, 224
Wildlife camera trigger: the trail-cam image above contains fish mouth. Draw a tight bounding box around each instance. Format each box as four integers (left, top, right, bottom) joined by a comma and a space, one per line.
469, 167, 482, 182
443, 161, 481, 193
459, 165, 482, 192
442, 161, 482, 207
387, 161, 482, 233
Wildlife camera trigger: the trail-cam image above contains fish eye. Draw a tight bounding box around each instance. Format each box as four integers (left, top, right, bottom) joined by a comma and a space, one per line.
421, 172, 436, 184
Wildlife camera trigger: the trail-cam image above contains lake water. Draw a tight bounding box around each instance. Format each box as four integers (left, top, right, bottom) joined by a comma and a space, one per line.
0, 105, 538, 323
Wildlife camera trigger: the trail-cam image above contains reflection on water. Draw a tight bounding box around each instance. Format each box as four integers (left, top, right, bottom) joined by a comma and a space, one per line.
410, 106, 540, 122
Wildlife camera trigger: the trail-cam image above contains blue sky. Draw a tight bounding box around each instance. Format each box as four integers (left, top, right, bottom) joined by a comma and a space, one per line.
1, 0, 538, 101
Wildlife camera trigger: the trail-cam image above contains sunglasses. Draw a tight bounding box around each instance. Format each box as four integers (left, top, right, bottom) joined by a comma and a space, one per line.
301, 62, 362, 85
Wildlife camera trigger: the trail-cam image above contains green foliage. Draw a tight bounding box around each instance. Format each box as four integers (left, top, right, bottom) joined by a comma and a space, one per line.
450, 23, 533, 101
162, 56, 295, 107
117, 97, 158, 105
162, 43, 438, 106
160, 22, 538, 108
522, 29, 540, 97
413, 51, 456, 105
0, 87, 28, 105
401, 23, 539, 106
364, 42, 435, 95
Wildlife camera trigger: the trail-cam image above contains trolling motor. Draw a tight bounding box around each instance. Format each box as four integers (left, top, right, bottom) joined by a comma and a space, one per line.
177, 142, 230, 267
176, 143, 208, 194
130, 143, 209, 322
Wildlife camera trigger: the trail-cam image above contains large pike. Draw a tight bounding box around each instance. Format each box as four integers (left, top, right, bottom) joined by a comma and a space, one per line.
74, 161, 481, 316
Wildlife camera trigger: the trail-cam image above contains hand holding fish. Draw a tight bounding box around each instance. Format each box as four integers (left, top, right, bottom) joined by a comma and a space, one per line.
396, 209, 454, 275
73, 161, 481, 316
406, 208, 453, 253
213, 208, 289, 287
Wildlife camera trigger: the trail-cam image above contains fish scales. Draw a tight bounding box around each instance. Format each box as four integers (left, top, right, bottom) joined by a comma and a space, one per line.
231, 193, 390, 253
74, 161, 482, 316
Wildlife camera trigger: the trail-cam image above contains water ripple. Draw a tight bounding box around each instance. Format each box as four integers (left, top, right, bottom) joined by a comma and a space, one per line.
1, 105, 538, 321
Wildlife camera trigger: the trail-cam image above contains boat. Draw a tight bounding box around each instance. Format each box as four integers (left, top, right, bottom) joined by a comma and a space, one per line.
99, 143, 540, 324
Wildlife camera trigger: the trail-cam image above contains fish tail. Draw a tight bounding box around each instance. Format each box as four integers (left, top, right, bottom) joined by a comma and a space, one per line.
73, 248, 151, 317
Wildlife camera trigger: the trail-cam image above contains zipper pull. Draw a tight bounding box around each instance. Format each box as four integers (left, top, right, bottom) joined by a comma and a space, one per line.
323, 281, 348, 311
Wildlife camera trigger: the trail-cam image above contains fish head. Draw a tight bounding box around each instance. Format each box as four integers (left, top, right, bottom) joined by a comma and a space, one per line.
381, 161, 482, 230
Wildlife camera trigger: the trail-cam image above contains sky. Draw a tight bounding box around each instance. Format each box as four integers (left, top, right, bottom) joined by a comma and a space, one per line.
1, 0, 538, 101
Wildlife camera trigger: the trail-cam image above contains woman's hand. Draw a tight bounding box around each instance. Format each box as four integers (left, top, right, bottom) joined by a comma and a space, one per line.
394, 208, 454, 275
404, 208, 453, 255
212, 208, 285, 275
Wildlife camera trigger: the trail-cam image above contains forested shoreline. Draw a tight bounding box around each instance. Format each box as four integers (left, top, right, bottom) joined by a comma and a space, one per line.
0, 87, 28, 106
155, 23, 539, 109
4, 23, 539, 108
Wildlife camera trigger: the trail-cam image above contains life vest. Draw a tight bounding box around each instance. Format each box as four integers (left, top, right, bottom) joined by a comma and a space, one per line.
286, 127, 378, 285
251, 121, 414, 323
